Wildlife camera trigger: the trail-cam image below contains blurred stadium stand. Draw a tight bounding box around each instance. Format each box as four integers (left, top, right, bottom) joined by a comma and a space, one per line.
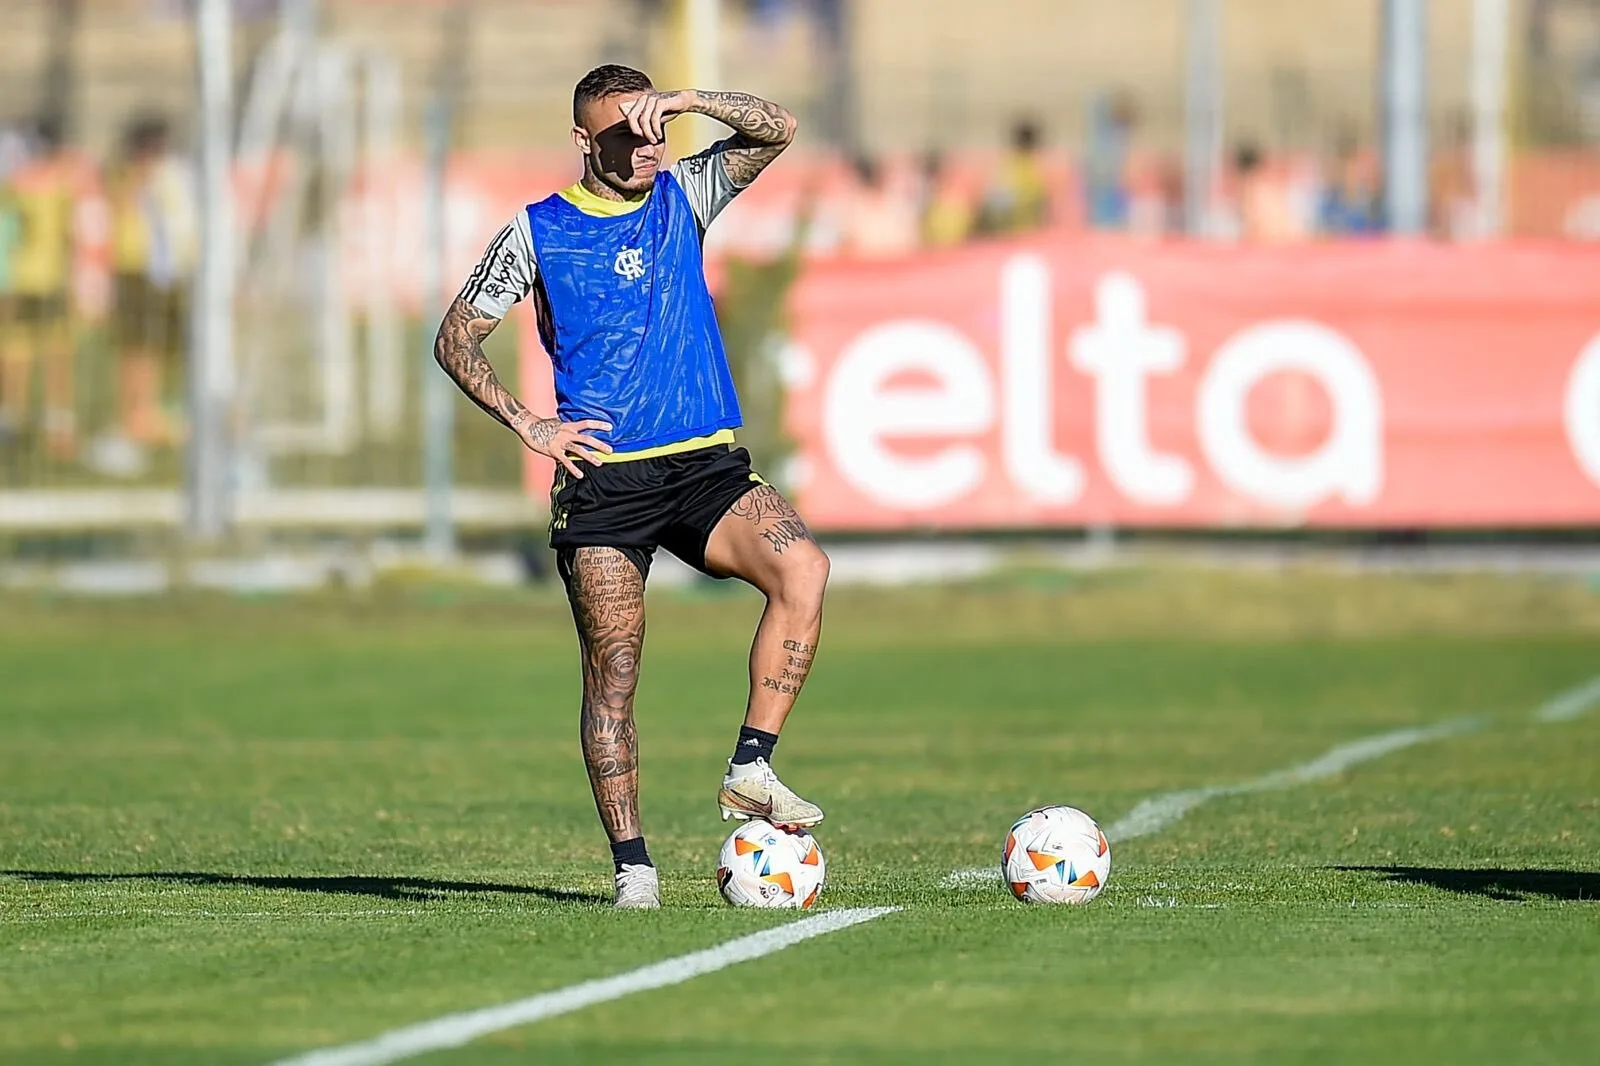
0, 0, 1596, 578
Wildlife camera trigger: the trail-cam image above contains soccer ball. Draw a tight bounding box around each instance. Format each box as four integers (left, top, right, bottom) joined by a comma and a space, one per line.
1001, 806, 1111, 904
716, 819, 826, 908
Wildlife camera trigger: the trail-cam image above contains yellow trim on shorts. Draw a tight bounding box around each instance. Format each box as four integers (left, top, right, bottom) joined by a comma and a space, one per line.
601, 429, 736, 463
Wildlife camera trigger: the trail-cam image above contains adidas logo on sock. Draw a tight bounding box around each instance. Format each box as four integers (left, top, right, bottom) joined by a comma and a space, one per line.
741, 737, 761, 746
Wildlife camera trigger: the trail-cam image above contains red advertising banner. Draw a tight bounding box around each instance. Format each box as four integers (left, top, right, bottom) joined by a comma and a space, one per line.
783, 238, 1600, 529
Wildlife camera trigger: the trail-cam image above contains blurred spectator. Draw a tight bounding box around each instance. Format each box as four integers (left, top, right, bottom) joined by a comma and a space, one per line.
1127, 151, 1182, 238
1319, 131, 1385, 236
1232, 141, 1304, 243
978, 118, 1050, 236
842, 155, 919, 259
1, 117, 84, 456
0, 124, 23, 445
1085, 92, 1138, 230
918, 151, 975, 248
107, 113, 196, 447
1430, 112, 1479, 240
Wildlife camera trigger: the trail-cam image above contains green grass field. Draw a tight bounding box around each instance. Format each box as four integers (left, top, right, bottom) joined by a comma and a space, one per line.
2, 568, 1598, 1064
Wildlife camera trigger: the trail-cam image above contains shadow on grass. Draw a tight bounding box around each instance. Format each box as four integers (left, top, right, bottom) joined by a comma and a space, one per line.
1339, 866, 1600, 902
1, 869, 606, 905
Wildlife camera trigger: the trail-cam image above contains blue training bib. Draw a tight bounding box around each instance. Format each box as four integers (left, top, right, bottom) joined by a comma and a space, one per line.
526, 172, 742, 452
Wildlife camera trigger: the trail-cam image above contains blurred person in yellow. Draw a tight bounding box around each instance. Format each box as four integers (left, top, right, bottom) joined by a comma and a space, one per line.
978, 118, 1050, 236
107, 114, 196, 447
0, 117, 85, 456
919, 150, 975, 248
0, 124, 25, 431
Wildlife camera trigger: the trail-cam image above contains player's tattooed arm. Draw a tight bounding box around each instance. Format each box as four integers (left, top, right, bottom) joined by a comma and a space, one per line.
688, 90, 797, 187
432, 296, 528, 431
622, 89, 797, 187
432, 296, 612, 478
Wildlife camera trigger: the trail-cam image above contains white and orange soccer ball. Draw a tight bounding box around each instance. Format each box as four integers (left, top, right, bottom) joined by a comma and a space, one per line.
716, 819, 826, 908
1001, 805, 1112, 904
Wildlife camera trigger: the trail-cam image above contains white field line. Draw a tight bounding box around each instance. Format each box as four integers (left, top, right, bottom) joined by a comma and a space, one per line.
942, 717, 1481, 888
1535, 673, 1600, 723
267, 906, 898, 1066
946, 672, 1600, 889
5, 910, 440, 921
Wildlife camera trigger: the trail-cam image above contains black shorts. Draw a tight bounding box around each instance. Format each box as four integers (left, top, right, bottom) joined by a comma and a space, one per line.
550, 443, 764, 582
112, 274, 188, 363
9, 293, 69, 324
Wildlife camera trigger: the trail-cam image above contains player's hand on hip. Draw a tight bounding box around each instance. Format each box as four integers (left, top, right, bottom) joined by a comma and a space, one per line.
621, 90, 692, 145
523, 417, 613, 479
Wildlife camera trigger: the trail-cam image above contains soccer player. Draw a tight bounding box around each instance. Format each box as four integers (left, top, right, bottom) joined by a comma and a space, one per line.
433, 66, 827, 909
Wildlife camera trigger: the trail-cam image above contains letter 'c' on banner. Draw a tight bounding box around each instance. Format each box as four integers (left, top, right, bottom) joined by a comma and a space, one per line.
825, 321, 995, 510
1566, 334, 1600, 489
1197, 321, 1383, 511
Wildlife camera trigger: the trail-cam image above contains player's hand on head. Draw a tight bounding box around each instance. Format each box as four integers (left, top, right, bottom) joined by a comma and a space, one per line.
522, 417, 613, 478
621, 91, 690, 145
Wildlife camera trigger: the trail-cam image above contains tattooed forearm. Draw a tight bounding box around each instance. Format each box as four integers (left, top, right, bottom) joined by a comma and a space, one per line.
689, 90, 796, 187
433, 296, 536, 436
568, 547, 647, 842
691, 91, 794, 145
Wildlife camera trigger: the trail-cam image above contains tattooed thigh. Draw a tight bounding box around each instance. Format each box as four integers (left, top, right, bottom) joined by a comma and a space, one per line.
728, 485, 815, 556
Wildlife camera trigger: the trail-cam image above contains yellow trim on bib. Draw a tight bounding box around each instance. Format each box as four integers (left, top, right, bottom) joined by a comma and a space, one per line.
602, 429, 735, 463
558, 182, 649, 217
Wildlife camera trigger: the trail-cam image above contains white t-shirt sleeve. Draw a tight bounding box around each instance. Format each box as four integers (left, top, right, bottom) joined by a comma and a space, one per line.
458, 213, 537, 320
670, 138, 747, 235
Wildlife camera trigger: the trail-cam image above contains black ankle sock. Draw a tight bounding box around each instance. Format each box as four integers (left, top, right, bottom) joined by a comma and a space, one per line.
730, 725, 779, 767
610, 836, 651, 872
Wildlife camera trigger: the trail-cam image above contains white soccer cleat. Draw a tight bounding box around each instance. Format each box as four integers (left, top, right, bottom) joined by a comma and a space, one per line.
613, 863, 660, 909
718, 758, 824, 828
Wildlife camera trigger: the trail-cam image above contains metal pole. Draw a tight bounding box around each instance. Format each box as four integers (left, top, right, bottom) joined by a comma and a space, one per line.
1471, 0, 1510, 238
812, 0, 856, 152
684, 0, 722, 147
1184, 0, 1224, 236
363, 54, 405, 439
420, 94, 453, 561
189, 0, 237, 541
41, 0, 80, 138
1383, 0, 1429, 236
420, 0, 464, 561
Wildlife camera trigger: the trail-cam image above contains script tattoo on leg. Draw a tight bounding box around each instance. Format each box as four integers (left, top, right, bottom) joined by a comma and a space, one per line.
731, 485, 814, 555
760, 637, 818, 698
567, 547, 646, 841
761, 519, 810, 554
